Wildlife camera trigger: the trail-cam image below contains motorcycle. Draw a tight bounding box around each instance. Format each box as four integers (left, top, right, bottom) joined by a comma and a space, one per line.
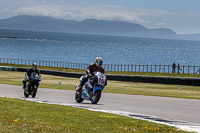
23, 72, 41, 98
75, 72, 107, 104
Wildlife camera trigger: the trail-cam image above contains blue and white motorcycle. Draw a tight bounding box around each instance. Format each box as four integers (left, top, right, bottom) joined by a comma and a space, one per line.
75, 72, 107, 104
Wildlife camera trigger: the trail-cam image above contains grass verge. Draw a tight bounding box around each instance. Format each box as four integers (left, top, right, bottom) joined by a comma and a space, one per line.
1, 63, 200, 77
0, 97, 187, 132
0, 71, 200, 99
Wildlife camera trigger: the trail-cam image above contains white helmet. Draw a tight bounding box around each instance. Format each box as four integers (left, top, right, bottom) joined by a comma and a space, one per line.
95, 57, 103, 67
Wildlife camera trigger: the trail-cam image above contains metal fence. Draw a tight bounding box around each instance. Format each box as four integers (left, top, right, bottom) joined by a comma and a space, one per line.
0, 58, 200, 74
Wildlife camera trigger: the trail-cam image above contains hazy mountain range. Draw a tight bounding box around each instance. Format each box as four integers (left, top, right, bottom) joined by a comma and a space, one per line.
0, 15, 200, 41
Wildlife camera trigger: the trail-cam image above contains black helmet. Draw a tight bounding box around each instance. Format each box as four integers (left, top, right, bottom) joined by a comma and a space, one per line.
95, 57, 103, 67
32, 63, 37, 70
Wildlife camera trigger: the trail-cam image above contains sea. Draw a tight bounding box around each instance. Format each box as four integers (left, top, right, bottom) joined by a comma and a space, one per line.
0, 29, 200, 66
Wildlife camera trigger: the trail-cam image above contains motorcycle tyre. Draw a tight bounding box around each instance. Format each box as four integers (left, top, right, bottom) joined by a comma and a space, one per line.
91, 90, 101, 104
24, 90, 29, 98
75, 91, 84, 103
31, 87, 37, 98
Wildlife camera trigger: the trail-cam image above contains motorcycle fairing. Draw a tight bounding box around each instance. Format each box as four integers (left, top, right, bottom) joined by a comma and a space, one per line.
81, 86, 91, 100
93, 86, 103, 94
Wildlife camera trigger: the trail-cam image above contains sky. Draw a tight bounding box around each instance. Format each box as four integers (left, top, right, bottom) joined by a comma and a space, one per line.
0, 0, 200, 34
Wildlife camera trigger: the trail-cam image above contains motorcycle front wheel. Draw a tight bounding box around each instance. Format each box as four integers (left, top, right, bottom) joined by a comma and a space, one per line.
75, 91, 84, 103
91, 90, 101, 104
24, 90, 29, 98
31, 86, 37, 98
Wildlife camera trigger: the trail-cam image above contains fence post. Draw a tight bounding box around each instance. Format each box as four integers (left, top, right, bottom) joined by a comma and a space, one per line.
142, 65, 144, 72
183, 65, 184, 74
193, 66, 195, 74
127, 65, 129, 72
168, 65, 170, 73
199, 66, 200, 74
163, 65, 165, 73
150, 65, 152, 73
188, 65, 190, 74
139, 65, 140, 72
131, 65, 133, 72
159, 65, 161, 73
135, 65, 137, 72
155, 65, 157, 73
117, 64, 119, 71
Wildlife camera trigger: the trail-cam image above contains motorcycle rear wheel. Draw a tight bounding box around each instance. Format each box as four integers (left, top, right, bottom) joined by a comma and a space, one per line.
91, 90, 101, 104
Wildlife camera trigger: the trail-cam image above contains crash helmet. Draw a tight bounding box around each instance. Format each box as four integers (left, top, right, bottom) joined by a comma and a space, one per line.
95, 57, 103, 67
32, 63, 37, 70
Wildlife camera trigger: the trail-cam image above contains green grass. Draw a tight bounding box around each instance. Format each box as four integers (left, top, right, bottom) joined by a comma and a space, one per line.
1, 63, 200, 77
0, 71, 200, 99
0, 97, 187, 132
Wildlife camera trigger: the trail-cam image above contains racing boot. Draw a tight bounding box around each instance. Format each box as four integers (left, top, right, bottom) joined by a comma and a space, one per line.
22, 80, 26, 89
76, 84, 83, 92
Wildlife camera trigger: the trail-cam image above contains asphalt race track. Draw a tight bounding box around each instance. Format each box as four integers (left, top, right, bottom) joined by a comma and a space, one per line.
0, 84, 200, 132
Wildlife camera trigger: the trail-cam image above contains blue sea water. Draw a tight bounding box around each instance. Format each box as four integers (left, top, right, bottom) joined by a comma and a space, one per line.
0, 29, 200, 66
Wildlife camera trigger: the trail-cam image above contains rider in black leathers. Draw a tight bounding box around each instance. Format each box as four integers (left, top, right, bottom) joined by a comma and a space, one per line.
76, 57, 105, 91
23, 63, 41, 89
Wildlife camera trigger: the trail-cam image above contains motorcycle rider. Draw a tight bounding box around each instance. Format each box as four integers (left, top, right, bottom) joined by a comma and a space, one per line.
76, 57, 105, 91
23, 63, 41, 89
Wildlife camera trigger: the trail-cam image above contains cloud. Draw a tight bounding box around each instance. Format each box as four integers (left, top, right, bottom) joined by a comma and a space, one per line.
0, 8, 10, 13
156, 22, 166, 26
13, 4, 154, 24
13, 3, 195, 25
14, 6, 73, 18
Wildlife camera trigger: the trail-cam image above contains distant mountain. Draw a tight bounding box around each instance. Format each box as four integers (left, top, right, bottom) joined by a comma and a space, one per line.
0, 15, 200, 40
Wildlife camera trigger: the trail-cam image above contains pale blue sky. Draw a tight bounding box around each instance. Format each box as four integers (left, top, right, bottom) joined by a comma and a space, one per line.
0, 0, 200, 34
